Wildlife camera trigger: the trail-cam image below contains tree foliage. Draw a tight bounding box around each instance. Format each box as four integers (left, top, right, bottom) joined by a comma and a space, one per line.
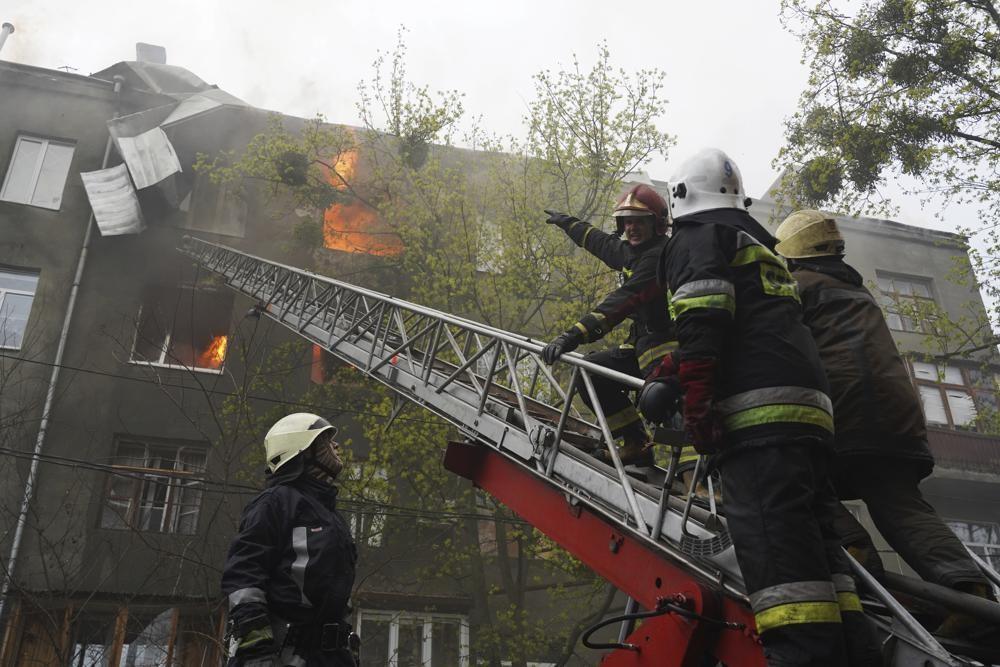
778, 0, 1000, 216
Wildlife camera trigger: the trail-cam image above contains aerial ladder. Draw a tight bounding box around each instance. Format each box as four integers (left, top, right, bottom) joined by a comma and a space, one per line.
179, 236, 1000, 667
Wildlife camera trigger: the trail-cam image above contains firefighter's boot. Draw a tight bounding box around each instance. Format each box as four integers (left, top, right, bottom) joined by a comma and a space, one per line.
935, 582, 999, 644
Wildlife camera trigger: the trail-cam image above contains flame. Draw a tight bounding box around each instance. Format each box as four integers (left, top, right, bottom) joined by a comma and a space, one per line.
322, 150, 403, 256
197, 335, 228, 369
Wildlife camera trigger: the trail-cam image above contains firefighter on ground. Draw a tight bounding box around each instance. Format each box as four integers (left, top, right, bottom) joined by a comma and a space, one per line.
222, 413, 359, 666
775, 210, 998, 641
644, 148, 881, 666
541, 183, 677, 472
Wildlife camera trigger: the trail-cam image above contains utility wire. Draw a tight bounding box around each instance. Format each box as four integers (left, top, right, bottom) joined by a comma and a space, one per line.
0, 353, 450, 427
0, 445, 535, 526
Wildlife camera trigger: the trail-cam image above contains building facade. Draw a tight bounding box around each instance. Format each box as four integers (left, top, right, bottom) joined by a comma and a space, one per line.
1, 53, 997, 667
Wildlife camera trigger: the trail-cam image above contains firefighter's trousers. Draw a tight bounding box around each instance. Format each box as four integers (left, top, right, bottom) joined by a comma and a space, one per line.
831, 458, 988, 589
578, 348, 647, 443
722, 443, 881, 667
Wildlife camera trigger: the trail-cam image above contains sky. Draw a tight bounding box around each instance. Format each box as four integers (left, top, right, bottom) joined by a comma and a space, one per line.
0, 0, 975, 232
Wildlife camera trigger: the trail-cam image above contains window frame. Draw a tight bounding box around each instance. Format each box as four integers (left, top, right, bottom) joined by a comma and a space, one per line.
354, 610, 470, 667
0, 134, 76, 210
876, 272, 937, 333
946, 519, 1000, 575
100, 437, 208, 536
909, 360, 996, 429
0, 266, 40, 351
129, 285, 232, 375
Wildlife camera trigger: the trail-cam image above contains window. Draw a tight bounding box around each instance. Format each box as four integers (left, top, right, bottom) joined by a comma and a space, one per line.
0, 267, 39, 350
131, 286, 232, 373
911, 360, 998, 429
357, 611, 469, 667
877, 273, 936, 333
0, 135, 75, 209
947, 520, 1000, 572
101, 438, 207, 535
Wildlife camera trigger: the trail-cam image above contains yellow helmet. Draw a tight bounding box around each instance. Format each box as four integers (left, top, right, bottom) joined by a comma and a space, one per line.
775, 209, 845, 259
264, 413, 337, 473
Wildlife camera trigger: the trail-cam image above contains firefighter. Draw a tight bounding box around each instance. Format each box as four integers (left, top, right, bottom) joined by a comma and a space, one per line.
222, 413, 359, 666
541, 183, 677, 471
647, 149, 881, 666
775, 210, 997, 640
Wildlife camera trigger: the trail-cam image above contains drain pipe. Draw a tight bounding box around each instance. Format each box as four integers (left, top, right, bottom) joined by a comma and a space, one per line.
0, 73, 126, 627
0, 23, 13, 56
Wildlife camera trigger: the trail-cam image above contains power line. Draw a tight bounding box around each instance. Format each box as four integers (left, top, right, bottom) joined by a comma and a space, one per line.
0, 445, 534, 526
0, 353, 450, 427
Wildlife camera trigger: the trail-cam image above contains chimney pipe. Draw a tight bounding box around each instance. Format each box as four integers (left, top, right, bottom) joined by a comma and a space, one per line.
0, 23, 14, 56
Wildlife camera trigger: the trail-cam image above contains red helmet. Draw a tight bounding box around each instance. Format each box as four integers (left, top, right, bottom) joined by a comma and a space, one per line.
614, 184, 669, 236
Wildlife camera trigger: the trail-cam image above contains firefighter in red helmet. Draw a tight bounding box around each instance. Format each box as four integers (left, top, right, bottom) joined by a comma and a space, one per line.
541, 183, 677, 474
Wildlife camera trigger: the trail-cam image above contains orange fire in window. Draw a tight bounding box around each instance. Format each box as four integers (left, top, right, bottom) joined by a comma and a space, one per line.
323, 150, 403, 257
197, 335, 228, 369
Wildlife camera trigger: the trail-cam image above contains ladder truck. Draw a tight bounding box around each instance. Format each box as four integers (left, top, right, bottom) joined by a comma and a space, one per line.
179, 236, 1000, 667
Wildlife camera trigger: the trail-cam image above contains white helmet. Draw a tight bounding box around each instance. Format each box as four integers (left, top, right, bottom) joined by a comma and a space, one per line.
669, 148, 750, 219
264, 413, 337, 473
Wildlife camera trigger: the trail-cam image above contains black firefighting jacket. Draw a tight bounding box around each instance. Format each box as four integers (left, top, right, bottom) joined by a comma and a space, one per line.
555, 217, 676, 373
659, 208, 833, 449
791, 257, 933, 475
222, 470, 357, 628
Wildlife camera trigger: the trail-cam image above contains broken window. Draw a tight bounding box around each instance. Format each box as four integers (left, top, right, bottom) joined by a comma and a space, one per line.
910, 360, 998, 430
130, 286, 232, 372
0, 135, 75, 209
101, 438, 207, 535
0, 267, 39, 350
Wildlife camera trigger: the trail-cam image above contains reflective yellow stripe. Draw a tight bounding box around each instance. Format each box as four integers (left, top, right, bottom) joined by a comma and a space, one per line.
678, 446, 699, 464
637, 341, 678, 370
581, 226, 594, 245
606, 406, 642, 432
573, 321, 589, 341
673, 294, 735, 317
731, 244, 786, 268
723, 403, 834, 433
589, 311, 609, 328
837, 592, 863, 613
754, 601, 841, 633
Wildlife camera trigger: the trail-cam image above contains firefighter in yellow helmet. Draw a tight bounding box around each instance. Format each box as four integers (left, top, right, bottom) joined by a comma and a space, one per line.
776, 210, 997, 642
221, 413, 359, 666
541, 184, 677, 476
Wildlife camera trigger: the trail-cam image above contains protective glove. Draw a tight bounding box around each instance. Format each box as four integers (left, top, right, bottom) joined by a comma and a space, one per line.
543, 209, 579, 228
541, 328, 583, 364
678, 358, 724, 454
646, 350, 679, 381
231, 609, 275, 658
638, 376, 683, 426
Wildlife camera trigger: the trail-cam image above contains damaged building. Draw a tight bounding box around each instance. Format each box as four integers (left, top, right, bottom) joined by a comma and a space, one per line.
0, 44, 998, 667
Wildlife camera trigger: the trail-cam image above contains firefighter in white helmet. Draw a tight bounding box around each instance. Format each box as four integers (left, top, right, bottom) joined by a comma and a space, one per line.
221, 413, 359, 666
644, 149, 881, 666
776, 210, 998, 643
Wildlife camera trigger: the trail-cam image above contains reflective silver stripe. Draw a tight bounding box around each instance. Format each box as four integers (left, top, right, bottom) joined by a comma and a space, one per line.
716, 386, 833, 417
228, 586, 266, 610
831, 573, 857, 594
290, 526, 313, 608
671, 279, 735, 302
735, 230, 760, 249
749, 580, 837, 613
